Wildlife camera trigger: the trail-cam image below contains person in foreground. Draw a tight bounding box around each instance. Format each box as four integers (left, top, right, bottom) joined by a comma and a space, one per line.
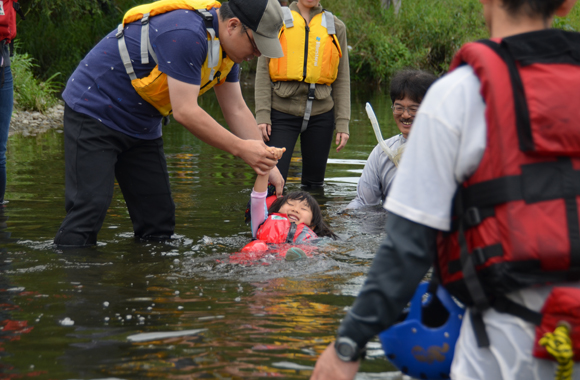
254, 0, 350, 188
311, 0, 580, 379
54, 0, 286, 247
346, 69, 436, 209
242, 146, 336, 260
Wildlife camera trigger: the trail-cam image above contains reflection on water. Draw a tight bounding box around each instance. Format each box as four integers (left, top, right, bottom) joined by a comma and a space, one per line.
0, 83, 412, 379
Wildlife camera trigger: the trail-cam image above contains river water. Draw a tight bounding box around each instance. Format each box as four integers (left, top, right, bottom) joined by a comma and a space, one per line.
1, 82, 408, 379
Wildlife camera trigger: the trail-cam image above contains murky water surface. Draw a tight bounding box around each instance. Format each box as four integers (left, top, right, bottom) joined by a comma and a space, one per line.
1, 83, 406, 379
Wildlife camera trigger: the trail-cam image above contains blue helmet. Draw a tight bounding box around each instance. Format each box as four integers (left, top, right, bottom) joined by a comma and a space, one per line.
379, 282, 465, 380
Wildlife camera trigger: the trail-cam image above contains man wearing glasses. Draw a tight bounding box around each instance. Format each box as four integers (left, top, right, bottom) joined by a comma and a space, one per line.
346, 69, 436, 210
54, 0, 286, 247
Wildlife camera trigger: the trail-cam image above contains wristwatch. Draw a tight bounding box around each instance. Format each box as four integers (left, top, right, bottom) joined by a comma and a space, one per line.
334, 336, 366, 362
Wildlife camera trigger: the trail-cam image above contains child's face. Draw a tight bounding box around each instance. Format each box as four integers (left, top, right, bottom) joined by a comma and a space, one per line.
279, 199, 313, 227
393, 96, 420, 139
297, 0, 320, 10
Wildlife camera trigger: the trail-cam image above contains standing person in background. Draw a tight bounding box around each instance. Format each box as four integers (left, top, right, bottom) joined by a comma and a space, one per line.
346, 69, 436, 210
54, 0, 286, 247
0, 0, 23, 207
311, 0, 580, 379
254, 0, 350, 188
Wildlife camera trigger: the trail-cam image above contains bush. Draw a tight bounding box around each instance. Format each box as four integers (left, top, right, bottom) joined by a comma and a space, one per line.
327, 0, 580, 82
11, 45, 61, 112
16, 0, 137, 82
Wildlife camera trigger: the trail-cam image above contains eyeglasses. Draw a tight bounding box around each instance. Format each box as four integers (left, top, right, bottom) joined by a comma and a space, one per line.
244, 27, 260, 56
391, 104, 419, 116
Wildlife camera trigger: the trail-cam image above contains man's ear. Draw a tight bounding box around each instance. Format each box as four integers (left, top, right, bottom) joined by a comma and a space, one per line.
226, 17, 242, 35
555, 0, 577, 17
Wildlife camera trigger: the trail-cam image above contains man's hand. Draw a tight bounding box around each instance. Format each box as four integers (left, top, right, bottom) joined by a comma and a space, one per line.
336, 132, 350, 152
258, 123, 271, 142
238, 140, 278, 175
310, 343, 360, 380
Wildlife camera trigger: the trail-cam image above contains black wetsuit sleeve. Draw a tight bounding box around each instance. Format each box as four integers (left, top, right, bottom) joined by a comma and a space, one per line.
337, 212, 437, 348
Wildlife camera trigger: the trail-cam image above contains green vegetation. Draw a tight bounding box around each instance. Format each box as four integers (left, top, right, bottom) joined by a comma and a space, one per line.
17, 0, 137, 81
335, 0, 580, 82
12, 0, 580, 92
11, 44, 61, 112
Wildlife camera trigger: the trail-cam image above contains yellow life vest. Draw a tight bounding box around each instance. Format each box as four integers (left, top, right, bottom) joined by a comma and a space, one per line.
117, 0, 235, 116
268, 8, 342, 85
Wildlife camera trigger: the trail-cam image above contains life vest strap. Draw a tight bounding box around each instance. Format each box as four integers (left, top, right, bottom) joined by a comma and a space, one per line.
281, 7, 293, 28
301, 83, 316, 132
286, 222, 297, 243
456, 188, 492, 347
195, 9, 219, 79
493, 295, 543, 325
140, 13, 151, 65
460, 158, 580, 268
465, 160, 580, 207
448, 244, 503, 274
323, 10, 335, 35
116, 23, 137, 80
477, 39, 534, 152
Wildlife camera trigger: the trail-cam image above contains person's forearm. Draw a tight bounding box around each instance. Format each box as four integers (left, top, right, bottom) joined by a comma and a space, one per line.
223, 102, 263, 141
254, 173, 269, 192
338, 213, 436, 348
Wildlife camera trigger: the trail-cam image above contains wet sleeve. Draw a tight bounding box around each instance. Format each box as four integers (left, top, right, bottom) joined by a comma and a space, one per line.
250, 189, 268, 238
346, 146, 387, 209
337, 212, 437, 348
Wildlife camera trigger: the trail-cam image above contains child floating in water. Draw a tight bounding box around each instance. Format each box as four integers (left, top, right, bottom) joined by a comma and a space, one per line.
234, 147, 337, 263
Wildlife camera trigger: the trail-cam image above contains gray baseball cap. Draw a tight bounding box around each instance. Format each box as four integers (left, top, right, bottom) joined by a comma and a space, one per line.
228, 0, 284, 58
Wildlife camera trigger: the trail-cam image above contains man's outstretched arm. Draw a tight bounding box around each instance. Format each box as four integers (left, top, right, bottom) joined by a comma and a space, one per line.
311, 213, 437, 380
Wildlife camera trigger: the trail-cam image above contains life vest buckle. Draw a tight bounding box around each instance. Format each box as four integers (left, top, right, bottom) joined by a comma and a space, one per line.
464, 207, 481, 227
472, 247, 486, 266
116, 27, 124, 39
141, 14, 150, 25
307, 86, 315, 100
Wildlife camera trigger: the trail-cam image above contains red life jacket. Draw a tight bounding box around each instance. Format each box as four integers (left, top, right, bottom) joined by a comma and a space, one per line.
0, 0, 19, 43
436, 30, 580, 343
255, 213, 318, 244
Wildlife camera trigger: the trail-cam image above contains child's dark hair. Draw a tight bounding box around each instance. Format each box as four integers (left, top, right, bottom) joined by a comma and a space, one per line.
390, 69, 437, 104
268, 191, 338, 239
501, 0, 565, 19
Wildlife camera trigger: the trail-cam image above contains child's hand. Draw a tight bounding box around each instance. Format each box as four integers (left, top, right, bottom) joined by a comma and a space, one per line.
268, 147, 286, 160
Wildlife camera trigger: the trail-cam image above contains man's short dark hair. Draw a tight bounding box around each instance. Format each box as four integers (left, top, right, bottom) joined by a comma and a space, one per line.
219, 2, 235, 21
501, 0, 566, 19
390, 69, 437, 104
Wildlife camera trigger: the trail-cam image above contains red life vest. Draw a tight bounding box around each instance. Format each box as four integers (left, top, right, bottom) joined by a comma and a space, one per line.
436, 30, 580, 312
0, 0, 19, 43
255, 213, 318, 244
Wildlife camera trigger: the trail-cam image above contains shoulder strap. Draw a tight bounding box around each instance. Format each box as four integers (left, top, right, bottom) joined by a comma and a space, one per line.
117, 7, 220, 81
323, 10, 335, 35
281, 7, 294, 28
195, 9, 219, 80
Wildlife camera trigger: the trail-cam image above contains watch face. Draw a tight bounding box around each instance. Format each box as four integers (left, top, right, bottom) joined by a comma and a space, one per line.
336, 339, 356, 361
337, 342, 355, 358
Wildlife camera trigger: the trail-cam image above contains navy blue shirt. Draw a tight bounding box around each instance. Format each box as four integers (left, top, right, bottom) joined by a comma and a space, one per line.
62, 8, 239, 139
